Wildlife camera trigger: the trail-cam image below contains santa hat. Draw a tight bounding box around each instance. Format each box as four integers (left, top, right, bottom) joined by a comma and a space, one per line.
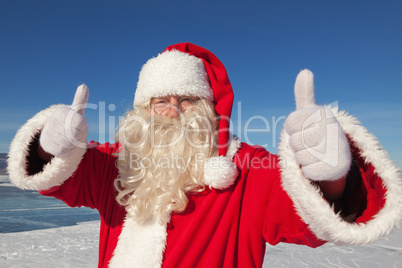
133, 42, 239, 190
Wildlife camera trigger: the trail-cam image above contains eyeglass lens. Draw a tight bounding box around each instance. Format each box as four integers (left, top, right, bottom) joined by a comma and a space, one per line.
151, 98, 196, 115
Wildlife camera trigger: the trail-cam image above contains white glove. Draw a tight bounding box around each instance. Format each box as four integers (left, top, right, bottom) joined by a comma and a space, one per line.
284, 70, 351, 181
40, 85, 89, 156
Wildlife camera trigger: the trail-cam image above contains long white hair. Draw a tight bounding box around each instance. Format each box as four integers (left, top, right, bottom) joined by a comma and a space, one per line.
114, 99, 218, 225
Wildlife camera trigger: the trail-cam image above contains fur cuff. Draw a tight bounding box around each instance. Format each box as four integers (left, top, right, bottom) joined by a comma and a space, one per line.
7, 105, 87, 191
278, 108, 402, 245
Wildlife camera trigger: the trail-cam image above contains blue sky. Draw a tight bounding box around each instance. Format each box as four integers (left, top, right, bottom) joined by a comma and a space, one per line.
1, 0, 401, 167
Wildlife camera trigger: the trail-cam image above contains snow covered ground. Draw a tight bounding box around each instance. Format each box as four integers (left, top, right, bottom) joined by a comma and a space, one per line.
1, 175, 401, 267
264, 228, 402, 267
0, 221, 100, 267
0, 220, 401, 267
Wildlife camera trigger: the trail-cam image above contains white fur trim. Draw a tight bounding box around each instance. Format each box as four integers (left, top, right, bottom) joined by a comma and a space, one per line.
203, 135, 241, 189
7, 105, 87, 191
109, 217, 167, 268
110, 136, 241, 266
278, 108, 402, 245
134, 50, 213, 105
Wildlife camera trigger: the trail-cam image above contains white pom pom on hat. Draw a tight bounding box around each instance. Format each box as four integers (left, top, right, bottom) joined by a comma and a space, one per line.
133, 42, 240, 190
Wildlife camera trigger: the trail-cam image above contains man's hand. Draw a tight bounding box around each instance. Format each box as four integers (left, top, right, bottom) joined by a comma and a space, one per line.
40, 85, 89, 157
284, 69, 351, 182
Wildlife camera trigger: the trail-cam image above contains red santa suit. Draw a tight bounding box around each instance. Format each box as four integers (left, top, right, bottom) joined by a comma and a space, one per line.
7, 43, 402, 267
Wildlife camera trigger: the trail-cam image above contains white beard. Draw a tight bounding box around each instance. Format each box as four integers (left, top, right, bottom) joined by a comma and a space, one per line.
114, 101, 218, 225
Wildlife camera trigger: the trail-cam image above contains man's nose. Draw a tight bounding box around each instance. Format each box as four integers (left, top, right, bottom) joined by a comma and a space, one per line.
165, 97, 180, 118
165, 106, 180, 117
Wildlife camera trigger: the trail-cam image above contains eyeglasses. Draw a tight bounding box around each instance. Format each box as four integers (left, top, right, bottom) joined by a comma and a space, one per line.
150, 97, 197, 115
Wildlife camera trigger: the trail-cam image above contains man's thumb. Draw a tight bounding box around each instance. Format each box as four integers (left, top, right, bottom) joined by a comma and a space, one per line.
71, 84, 89, 116
294, 69, 316, 110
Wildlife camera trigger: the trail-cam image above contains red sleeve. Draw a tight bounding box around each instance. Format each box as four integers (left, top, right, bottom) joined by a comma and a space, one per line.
235, 144, 326, 248
239, 140, 387, 247
257, 134, 394, 246
274, 110, 402, 245
39, 141, 121, 211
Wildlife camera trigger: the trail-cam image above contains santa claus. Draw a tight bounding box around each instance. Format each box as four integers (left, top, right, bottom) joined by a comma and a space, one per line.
7, 43, 402, 267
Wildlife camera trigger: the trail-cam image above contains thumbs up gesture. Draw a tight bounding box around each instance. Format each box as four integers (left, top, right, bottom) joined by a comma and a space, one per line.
283, 70, 351, 181
40, 85, 89, 156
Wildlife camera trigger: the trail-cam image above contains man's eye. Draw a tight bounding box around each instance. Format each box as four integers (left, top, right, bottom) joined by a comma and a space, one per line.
154, 100, 169, 105
179, 98, 194, 104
